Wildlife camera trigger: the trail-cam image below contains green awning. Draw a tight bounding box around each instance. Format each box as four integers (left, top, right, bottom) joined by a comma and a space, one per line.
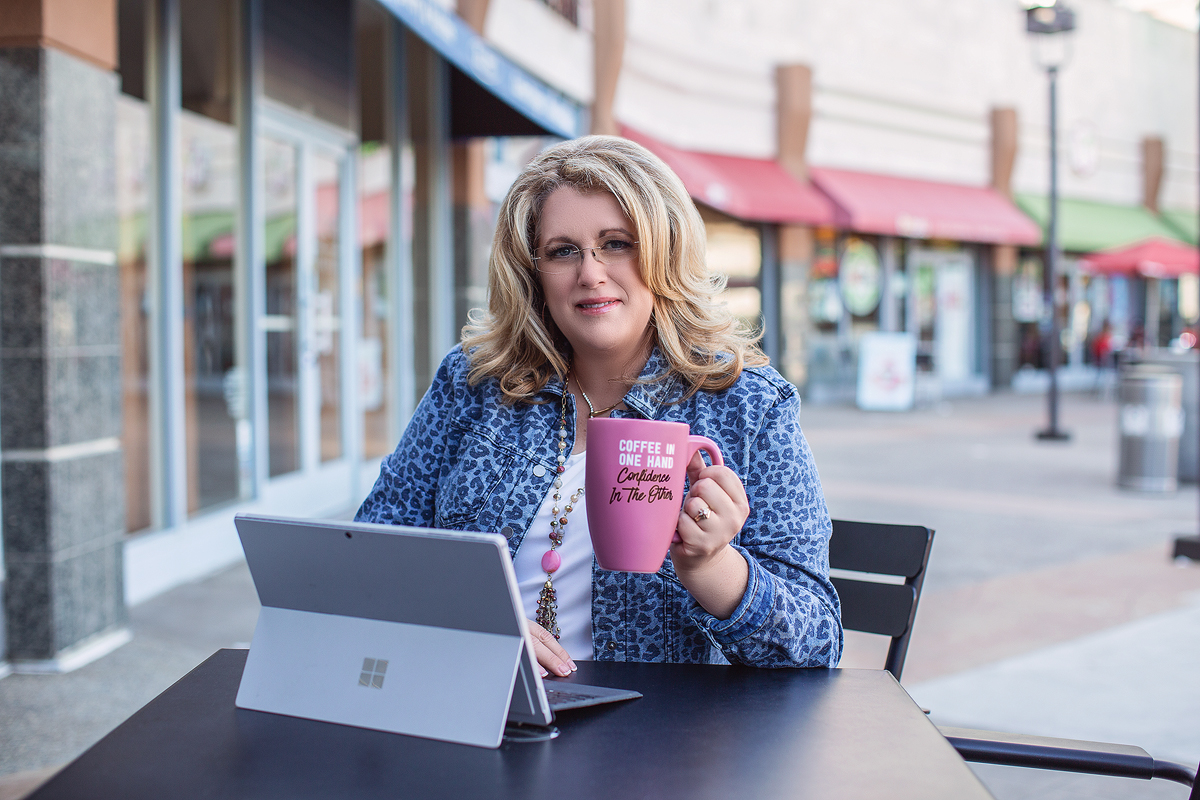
181, 210, 235, 262
264, 213, 297, 264
1162, 208, 1198, 246
115, 209, 294, 264
1015, 194, 1187, 253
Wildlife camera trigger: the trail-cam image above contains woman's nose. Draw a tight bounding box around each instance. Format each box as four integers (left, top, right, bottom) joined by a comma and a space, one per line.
576, 248, 606, 285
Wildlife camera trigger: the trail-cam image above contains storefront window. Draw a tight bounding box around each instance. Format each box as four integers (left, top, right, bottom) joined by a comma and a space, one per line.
701, 208, 762, 335
117, 0, 152, 533
263, 136, 300, 477
314, 153, 343, 462
1179, 274, 1199, 330
117, 94, 152, 533
808, 228, 841, 334
907, 247, 976, 383
359, 143, 392, 460
913, 258, 936, 372
839, 237, 882, 334
181, 0, 241, 514
1013, 255, 1044, 369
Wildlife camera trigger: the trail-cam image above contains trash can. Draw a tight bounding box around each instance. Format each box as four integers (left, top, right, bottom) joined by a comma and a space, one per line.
1123, 349, 1199, 482
1117, 366, 1184, 492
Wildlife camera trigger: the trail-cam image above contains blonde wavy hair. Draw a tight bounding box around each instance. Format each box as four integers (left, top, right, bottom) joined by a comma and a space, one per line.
461, 135, 766, 404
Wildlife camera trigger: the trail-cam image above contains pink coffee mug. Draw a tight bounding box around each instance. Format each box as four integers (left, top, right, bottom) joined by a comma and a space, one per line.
585, 417, 723, 573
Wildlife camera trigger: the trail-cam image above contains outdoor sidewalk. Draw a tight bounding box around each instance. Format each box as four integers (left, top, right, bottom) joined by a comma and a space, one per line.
809, 390, 1200, 800
1, 389, 1198, 800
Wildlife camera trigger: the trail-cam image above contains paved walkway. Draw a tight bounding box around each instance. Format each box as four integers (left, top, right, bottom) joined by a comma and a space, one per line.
1, 389, 1198, 800
808, 390, 1200, 800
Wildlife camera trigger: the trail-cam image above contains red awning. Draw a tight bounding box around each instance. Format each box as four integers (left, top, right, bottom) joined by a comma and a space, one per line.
810, 167, 1042, 246
1080, 237, 1200, 278
621, 126, 836, 226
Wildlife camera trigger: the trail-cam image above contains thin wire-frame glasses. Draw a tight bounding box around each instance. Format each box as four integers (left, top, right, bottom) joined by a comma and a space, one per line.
531, 239, 640, 274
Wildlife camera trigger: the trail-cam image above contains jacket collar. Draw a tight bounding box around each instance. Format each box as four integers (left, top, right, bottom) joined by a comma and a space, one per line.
620, 346, 680, 418
540, 345, 681, 419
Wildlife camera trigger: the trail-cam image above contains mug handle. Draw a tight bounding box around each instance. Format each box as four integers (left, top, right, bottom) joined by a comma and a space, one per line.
671, 436, 725, 543
687, 435, 723, 468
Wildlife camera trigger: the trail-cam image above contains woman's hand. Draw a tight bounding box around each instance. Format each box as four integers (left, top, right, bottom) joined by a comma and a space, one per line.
671, 451, 751, 620
527, 619, 577, 678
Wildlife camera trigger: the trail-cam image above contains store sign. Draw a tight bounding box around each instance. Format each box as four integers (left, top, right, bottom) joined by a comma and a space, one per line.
857, 332, 917, 411
839, 238, 882, 317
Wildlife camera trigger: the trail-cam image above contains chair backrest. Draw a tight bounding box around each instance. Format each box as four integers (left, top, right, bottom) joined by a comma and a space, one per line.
828, 519, 935, 682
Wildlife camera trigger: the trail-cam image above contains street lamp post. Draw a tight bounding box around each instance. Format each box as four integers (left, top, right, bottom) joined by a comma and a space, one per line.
1027, 1, 1074, 442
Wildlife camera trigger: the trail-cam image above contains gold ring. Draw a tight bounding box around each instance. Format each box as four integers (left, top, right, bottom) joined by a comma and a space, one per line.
693, 506, 711, 523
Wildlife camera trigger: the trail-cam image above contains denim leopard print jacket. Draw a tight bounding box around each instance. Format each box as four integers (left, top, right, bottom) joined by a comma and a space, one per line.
356, 345, 842, 668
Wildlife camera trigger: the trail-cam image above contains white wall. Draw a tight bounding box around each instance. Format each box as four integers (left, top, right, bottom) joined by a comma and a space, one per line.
485, 0, 594, 104
483, 0, 1197, 212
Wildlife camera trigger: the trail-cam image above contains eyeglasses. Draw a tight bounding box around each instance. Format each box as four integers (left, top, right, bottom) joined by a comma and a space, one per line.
531, 239, 639, 274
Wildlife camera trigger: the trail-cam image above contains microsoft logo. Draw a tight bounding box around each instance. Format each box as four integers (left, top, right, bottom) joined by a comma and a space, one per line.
359, 658, 388, 689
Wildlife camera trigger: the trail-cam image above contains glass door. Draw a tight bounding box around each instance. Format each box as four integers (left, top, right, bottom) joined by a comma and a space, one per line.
259, 107, 355, 499
262, 135, 300, 477
308, 150, 344, 467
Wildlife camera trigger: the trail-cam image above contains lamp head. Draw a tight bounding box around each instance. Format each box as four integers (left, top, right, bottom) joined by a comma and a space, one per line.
1026, 2, 1076, 35
1025, 2, 1076, 69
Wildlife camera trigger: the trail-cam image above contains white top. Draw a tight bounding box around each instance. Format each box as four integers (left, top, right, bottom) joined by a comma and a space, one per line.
512, 450, 594, 660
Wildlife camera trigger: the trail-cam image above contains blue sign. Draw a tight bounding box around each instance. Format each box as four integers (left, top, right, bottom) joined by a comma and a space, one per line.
378, 0, 584, 140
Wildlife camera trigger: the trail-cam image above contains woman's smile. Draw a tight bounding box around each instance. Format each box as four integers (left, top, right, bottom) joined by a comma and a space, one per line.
577, 297, 621, 314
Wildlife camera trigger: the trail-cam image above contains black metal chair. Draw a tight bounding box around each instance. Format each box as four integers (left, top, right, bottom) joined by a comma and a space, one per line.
828, 518, 934, 682
831, 518, 1197, 795
940, 727, 1197, 795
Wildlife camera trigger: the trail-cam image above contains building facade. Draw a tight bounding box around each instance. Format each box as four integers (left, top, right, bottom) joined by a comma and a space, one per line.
0, 0, 582, 668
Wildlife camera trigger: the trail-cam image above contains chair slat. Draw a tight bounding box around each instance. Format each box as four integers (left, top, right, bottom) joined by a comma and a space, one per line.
829, 520, 932, 578
832, 578, 916, 638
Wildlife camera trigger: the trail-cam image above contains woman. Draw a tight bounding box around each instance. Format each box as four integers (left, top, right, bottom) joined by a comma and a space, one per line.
356, 136, 841, 674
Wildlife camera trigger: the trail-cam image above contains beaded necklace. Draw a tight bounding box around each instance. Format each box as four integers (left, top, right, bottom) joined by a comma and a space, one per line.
534, 372, 622, 640
535, 377, 584, 639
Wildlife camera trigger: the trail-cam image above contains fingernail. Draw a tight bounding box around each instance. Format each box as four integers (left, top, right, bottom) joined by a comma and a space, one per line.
556, 663, 571, 676
539, 666, 548, 677
567, 659, 578, 672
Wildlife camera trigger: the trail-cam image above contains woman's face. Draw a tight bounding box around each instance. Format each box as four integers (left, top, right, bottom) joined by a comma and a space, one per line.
536, 186, 654, 369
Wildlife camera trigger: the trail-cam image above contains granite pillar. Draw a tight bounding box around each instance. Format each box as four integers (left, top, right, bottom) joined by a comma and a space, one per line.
0, 45, 127, 665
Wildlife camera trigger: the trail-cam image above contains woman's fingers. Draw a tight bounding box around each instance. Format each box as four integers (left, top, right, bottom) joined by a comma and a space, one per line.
687, 466, 749, 524
675, 464, 750, 563
685, 449, 708, 484
696, 464, 749, 508
527, 619, 576, 677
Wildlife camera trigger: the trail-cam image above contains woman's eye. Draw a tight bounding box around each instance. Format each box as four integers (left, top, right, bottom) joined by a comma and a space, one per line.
601, 239, 633, 253
546, 245, 579, 260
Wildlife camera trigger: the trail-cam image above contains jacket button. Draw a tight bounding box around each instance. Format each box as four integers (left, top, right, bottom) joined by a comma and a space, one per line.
607, 641, 617, 651
532, 464, 546, 477
500, 526, 513, 537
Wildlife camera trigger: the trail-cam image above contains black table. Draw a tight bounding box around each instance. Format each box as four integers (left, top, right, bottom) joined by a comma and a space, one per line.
30, 649, 993, 799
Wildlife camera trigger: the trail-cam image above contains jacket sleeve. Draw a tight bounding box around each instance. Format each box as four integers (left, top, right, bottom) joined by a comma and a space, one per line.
688, 388, 843, 668
355, 349, 465, 527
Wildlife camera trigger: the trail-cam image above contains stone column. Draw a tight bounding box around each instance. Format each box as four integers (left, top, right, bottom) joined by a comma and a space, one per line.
0, 0, 128, 668
989, 107, 1020, 389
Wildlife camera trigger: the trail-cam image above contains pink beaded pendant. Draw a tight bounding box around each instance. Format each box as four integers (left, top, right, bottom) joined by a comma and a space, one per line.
541, 550, 562, 574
